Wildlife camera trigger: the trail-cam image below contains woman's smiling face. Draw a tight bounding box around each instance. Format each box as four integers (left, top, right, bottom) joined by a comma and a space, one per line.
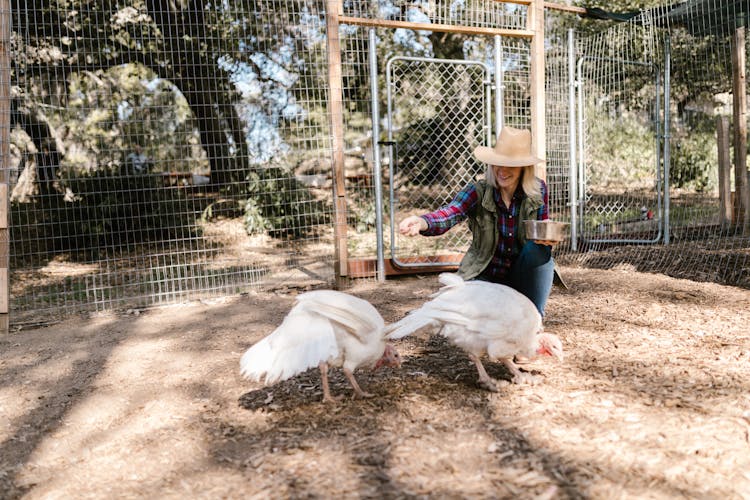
492, 165, 522, 191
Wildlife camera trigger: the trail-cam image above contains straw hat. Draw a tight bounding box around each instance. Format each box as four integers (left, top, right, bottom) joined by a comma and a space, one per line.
473, 126, 541, 167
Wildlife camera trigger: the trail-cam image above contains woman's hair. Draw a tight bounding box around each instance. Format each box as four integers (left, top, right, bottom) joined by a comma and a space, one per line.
484, 164, 542, 201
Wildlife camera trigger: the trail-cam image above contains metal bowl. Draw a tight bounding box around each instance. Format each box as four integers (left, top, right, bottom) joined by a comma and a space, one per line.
523, 220, 570, 242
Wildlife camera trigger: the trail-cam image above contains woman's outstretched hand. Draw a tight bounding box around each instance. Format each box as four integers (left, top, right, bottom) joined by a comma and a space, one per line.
399, 216, 428, 236
532, 239, 559, 248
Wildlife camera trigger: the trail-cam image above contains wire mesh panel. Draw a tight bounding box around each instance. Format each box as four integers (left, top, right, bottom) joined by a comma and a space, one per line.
342, 0, 530, 31
7, 1, 538, 324
9, 1, 338, 324
544, 33, 574, 231
576, 47, 664, 245
550, 1, 750, 288
386, 57, 490, 267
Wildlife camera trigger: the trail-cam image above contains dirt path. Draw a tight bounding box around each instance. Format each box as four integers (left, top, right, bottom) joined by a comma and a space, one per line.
1, 266, 749, 499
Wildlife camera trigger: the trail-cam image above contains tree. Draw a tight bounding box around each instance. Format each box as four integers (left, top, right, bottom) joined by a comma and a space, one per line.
12, 0, 331, 191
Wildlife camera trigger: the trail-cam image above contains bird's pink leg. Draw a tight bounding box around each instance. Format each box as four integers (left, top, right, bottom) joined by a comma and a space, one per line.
468, 353, 498, 392
318, 362, 338, 403
501, 358, 537, 385
343, 368, 373, 399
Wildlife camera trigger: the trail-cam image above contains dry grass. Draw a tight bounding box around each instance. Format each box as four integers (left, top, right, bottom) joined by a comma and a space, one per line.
1, 266, 749, 499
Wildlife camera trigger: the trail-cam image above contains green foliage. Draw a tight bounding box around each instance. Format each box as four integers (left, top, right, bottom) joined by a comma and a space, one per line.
585, 104, 718, 194
353, 200, 377, 233
243, 166, 330, 239
61, 65, 208, 175
11, 170, 202, 262
200, 199, 245, 222
669, 115, 717, 192
586, 107, 657, 190
242, 198, 271, 235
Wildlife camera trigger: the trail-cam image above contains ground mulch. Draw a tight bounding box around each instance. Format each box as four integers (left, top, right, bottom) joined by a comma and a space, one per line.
1, 266, 749, 499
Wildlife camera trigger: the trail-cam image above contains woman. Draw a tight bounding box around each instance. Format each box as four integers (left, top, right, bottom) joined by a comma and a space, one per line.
398, 126, 558, 317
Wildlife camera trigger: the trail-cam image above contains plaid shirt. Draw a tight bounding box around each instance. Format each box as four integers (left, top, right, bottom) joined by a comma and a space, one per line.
420, 180, 549, 283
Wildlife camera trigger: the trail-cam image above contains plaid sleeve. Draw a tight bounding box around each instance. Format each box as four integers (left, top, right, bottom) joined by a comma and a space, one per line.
537, 179, 549, 221
420, 183, 480, 236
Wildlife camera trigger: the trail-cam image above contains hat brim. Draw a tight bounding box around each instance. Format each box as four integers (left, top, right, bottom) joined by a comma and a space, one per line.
473, 146, 541, 167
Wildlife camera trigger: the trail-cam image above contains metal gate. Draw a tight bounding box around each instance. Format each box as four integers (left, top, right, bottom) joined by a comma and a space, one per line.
384, 56, 492, 269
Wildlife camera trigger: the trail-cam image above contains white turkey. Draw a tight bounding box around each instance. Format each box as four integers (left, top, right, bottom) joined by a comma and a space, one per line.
240, 290, 401, 402
385, 273, 563, 391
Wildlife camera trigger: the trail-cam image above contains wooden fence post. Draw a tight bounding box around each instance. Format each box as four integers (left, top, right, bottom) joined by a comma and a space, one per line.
732, 18, 749, 232
717, 115, 733, 228
0, 0, 10, 334
529, 0, 546, 181
326, 0, 348, 287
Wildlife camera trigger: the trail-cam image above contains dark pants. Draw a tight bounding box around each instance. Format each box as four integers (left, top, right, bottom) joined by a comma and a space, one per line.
509, 241, 554, 317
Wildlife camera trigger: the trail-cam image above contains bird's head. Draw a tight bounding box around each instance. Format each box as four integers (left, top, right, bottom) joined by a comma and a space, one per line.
374, 343, 402, 369
535, 333, 564, 362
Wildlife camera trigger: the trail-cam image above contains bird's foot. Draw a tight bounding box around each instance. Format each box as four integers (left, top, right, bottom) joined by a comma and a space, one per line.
352, 390, 375, 399
513, 355, 533, 365
511, 372, 539, 385
321, 393, 344, 404
478, 377, 500, 392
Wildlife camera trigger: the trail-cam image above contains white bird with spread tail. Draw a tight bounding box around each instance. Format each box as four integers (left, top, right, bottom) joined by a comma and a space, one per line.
240, 290, 401, 402
385, 273, 563, 391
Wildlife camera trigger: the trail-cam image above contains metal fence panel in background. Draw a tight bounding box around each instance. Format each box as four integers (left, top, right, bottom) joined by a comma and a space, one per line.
9, 1, 338, 325
338, 1, 537, 279
550, 2, 750, 288
9, 1, 536, 325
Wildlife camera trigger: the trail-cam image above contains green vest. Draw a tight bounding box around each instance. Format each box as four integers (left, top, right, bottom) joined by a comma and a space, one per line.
456, 180, 542, 280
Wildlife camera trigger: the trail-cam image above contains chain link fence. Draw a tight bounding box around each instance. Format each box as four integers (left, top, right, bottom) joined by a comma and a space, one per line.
386, 57, 489, 267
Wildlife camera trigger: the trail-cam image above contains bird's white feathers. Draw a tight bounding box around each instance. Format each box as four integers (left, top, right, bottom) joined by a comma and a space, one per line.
385, 273, 543, 360
295, 290, 384, 341
240, 290, 386, 385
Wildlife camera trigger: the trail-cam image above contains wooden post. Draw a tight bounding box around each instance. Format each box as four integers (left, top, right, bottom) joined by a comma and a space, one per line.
0, 0, 10, 334
325, 0, 348, 286
732, 18, 749, 231
717, 115, 733, 228
529, 0, 546, 181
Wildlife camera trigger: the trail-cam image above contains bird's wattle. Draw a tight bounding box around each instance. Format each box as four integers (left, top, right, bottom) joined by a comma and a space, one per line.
373, 345, 401, 369
373, 356, 386, 370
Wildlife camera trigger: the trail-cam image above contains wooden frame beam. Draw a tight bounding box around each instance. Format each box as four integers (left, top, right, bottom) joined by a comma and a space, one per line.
530, 0, 546, 180
545, 2, 587, 14
326, 0, 349, 283
338, 16, 534, 38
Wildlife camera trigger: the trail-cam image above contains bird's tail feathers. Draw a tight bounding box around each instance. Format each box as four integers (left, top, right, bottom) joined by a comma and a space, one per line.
432, 272, 466, 297
240, 316, 339, 385
296, 291, 383, 335
384, 314, 437, 340
239, 336, 278, 382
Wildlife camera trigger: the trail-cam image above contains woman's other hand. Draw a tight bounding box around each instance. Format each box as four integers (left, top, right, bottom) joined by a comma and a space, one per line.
532, 239, 559, 248
399, 216, 427, 236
